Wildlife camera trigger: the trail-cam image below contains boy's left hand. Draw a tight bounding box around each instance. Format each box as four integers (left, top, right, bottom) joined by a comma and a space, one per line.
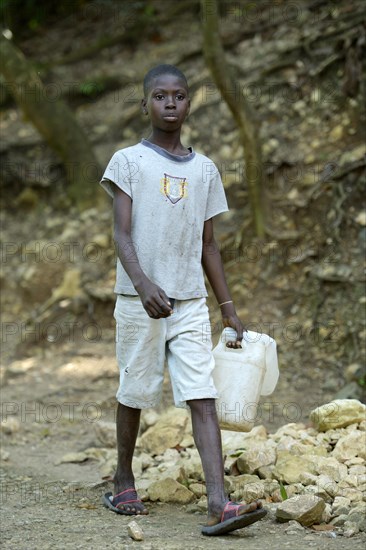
220, 304, 246, 348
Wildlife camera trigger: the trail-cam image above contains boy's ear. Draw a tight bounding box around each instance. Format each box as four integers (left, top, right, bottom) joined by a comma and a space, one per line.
141, 98, 148, 115
186, 97, 191, 118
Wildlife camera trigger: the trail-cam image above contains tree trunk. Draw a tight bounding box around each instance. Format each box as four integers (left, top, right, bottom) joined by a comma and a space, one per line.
0, 34, 103, 210
200, 0, 265, 238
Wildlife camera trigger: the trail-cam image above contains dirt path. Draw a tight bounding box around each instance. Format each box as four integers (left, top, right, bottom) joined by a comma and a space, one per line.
1, 343, 365, 549
3, 494, 366, 550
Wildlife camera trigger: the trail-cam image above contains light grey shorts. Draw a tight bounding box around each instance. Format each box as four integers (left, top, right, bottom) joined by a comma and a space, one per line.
113, 295, 218, 409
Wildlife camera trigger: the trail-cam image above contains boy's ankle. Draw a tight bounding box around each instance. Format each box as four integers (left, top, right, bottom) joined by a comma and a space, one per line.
113, 475, 136, 493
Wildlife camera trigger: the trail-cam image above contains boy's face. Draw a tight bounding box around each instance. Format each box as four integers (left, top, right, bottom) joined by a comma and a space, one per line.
142, 74, 190, 132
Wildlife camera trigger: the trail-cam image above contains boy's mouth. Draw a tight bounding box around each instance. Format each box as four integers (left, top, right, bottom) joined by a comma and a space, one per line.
163, 115, 178, 121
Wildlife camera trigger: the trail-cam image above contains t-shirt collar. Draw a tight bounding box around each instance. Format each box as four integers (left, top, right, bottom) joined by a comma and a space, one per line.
141, 139, 195, 162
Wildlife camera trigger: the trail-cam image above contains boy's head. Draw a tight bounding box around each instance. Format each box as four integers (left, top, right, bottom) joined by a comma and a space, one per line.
143, 64, 189, 98
141, 65, 190, 130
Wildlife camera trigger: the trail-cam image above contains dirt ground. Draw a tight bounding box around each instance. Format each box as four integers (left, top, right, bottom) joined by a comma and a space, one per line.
1, 339, 365, 549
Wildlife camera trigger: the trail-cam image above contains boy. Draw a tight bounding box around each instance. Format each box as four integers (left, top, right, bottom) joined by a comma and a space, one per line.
100, 64, 266, 536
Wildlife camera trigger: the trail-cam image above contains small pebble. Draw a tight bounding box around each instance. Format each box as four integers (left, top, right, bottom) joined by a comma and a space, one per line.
127, 520, 144, 541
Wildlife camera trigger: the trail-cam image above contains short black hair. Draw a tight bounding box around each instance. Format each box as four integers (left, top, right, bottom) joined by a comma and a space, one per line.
143, 64, 189, 97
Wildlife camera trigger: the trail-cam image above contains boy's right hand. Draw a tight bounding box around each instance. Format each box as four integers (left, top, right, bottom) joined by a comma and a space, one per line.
138, 280, 173, 319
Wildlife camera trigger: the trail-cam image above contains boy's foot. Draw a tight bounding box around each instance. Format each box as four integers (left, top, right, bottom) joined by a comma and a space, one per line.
202, 500, 266, 536
102, 488, 148, 515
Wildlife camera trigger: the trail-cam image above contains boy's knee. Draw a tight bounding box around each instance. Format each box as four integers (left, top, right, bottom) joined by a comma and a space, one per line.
187, 398, 216, 420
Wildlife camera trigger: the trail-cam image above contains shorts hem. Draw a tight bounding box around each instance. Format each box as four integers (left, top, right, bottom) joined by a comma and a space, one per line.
116, 396, 160, 409
175, 390, 218, 408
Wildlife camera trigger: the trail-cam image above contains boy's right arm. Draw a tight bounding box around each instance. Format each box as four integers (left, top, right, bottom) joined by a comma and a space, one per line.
113, 185, 172, 319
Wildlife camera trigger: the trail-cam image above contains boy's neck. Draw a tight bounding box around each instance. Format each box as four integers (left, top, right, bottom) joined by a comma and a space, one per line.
145, 129, 189, 155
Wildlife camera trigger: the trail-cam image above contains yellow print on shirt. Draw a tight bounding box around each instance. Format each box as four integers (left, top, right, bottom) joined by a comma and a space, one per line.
160, 173, 188, 204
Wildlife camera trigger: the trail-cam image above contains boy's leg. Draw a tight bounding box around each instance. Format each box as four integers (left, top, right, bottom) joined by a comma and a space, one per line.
187, 398, 262, 524
113, 402, 148, 514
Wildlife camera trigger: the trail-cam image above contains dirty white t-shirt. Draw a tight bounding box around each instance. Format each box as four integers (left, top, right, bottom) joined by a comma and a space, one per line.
100, 139, 228, 299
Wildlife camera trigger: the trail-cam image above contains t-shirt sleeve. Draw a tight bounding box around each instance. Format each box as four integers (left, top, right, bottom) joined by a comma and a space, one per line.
99, 151, 133, 198
204, 162, 229, 220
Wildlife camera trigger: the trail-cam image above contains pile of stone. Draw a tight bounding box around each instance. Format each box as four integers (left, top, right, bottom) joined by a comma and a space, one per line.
88, 399, 366, 536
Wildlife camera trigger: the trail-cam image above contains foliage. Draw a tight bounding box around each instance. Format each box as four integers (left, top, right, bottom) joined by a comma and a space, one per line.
0, 0, 87, 33
279, 481, 288, 501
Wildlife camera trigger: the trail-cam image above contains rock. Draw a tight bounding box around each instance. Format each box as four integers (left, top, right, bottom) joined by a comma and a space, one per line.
348, 464, 366, 476
314, 456, 347, 481
347, 503, 366, 532
189, 483, 207, 497
0, 417, 20, 434
16, 188, 38, 208
0, 449, 10, 461
310, 264, 352, 282
343, 522, 359, 537
220, 144, 233, 160
157, 465, 186, 484
100, 457, 117, 479
148, 477, 194, 504
315, 475, 338, 499
310, 399, 366, 431
339, 144, 366, 166
274, 451, 318, 484
332, 430, 366, 461
94, 421, 116, 448
183, 449, 204, 480
284, 520, 305, 534
140, 409, 160, 432
139, 407, 190, 455
227, 474, 260, 490
329, 124, 343, 141
330, 514, 348, 527
303, 484, 332, 503
263, 480, 280, 496
276, 495, 325, 527
332, 496, 351, 516
257, 464, 276, 480
276, 438, 327, 457
322, 503, 332, 523
57, 451, 89, 464
180, 433, 195, 448
240, 482, 266, 502
155, 448, 180, 466
337, 487, 363, 503
345, 363, 365, 382
51, 268, 84, 302
355, 212, 366, 226
196, 496, 208, 511
236, 441, 276, 474
127, 520, 144, 541
229, 474, 265, 501
272, 484, 302, 502
92, 233, 109, 248
299, 472, 317, 486
221, 425, 267, 452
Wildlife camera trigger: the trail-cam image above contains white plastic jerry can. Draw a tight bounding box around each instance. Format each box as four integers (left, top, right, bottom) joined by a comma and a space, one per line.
212, 328, 279, 432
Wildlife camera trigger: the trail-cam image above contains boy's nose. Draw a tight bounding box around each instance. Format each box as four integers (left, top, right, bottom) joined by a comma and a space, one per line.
165, 97, 176, 108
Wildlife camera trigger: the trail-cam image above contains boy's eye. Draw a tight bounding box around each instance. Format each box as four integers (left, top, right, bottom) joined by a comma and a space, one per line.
155, 94, 164, 100
176, 94, 185, 100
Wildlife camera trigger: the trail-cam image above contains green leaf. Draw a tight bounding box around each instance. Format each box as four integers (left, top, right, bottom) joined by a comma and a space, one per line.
279, 481, 288, 501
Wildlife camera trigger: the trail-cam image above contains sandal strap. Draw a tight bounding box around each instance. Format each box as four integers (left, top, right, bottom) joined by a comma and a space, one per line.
112, 488, 143, 509
221, 502, 242, 521
114, 488, 137, 498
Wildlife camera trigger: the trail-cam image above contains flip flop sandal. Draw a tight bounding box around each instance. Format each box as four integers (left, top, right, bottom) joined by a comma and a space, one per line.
102, 488, 148, 516
201, 502, 267, 536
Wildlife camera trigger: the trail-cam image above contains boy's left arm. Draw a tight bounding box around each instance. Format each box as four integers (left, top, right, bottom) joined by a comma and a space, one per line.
202, 218, 246, 348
